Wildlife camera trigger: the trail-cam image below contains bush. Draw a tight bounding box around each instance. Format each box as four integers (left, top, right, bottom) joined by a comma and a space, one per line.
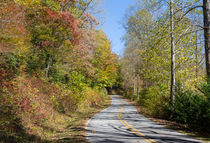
137, 83, 170, 118
174, 82, 210, 131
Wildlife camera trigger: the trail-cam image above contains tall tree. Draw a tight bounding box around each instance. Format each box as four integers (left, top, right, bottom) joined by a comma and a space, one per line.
121, 0, 204, 116
203, 0, 210, 82
170, 0, 175, 110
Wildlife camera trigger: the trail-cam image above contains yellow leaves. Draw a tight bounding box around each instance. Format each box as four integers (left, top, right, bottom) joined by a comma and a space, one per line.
92, 30, 119, 87
15, 0, 41, 7
64, 40, 73, 48
17, 44, 30, 56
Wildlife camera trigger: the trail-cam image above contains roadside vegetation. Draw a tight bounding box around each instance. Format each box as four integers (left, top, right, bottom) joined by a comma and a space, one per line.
0, 0, 119, 142
121, 0, 210, 139
1, 0, 210, 142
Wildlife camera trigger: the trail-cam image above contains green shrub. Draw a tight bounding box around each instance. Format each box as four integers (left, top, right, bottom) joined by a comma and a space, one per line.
138, 83, 170, 117
174, 82, 210, 131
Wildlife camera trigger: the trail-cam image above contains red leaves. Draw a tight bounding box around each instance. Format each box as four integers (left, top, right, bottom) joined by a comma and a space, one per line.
0, 0, 26, 35
59, 0, 77, 4
0, 63, 16, 89
5, 76, 61, 123
46, 8, 60, 20
46, 8, 79, 32
59, 0, 74, 3
45, 8, 80, 43
85, 12, 99, 25
19, 26, 27, 33
35, 45, 41, 49
42, 41, 53, 47
61, 11, 76, 28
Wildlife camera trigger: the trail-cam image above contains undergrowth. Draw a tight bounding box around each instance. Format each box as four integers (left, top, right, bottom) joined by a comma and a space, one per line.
0, 73, 109, 143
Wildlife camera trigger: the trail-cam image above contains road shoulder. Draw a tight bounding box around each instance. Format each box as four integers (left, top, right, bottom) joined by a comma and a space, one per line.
82, 95, 112, 143
121, 96, 210, 143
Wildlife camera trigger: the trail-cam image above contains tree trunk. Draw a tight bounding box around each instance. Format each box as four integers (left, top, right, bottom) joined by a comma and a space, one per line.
133, 76, 136, 100
46, 56, 52, 77
137, 75, 140, 100
170, 0, 175, 109
196, 31, 198, 78
203, 0, 210, 82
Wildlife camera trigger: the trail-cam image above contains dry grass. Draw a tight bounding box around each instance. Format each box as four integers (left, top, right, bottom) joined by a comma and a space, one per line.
32, 95, 112, 143
0, 75, 112, 143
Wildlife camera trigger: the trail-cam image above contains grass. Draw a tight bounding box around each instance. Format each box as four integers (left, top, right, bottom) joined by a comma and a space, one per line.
121, 96, 210, 143
0, 95, 112, 143
39, 95, 112, 143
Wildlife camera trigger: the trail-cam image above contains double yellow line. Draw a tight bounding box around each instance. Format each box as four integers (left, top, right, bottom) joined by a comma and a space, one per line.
117, 102, 157, 143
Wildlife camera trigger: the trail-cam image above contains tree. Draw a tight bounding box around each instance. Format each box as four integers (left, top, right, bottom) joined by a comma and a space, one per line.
170, 0, 175, 110
91, 30, 119, 88
203, 0, 210, 82
121, 0, 204, 116
0, 0, 29, 54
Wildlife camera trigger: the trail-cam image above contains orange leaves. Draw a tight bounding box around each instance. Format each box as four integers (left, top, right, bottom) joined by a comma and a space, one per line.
60, 11, 78, 31
45, 7, 79, 32
41, 41, 54, 47
1, 1, 25, 32
0, 0, 29, 53
29, 6, 80, 46
6, 76, 61, 123
59, 0, 77, 4
85, 12, 99, 25
46, 8, 60, 20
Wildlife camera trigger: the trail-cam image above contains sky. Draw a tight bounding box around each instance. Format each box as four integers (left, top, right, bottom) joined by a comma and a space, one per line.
100, 0, 136, 56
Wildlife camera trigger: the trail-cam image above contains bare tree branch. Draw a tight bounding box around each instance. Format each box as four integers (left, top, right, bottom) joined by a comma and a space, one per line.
79, 0, 93, 18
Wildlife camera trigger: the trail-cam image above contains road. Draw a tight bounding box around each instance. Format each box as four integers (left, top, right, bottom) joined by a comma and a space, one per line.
86, 95, 202, 143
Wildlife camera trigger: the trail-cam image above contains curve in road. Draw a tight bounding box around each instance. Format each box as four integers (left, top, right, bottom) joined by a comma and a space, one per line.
86, 95, 202, 143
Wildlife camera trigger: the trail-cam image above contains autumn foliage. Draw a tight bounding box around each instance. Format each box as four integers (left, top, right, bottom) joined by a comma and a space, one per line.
121, 0, 210, 132
0, 0, 119, 142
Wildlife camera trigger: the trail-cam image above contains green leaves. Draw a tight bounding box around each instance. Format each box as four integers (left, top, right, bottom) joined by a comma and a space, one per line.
43, 0, 60, 11
121, 0, 205, 120
91, 30, 119, 88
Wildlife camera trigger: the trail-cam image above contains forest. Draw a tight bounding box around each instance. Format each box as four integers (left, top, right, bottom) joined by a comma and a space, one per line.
0, 0, 120, 142
0, 0, 209, 142
121, 0, 210, 134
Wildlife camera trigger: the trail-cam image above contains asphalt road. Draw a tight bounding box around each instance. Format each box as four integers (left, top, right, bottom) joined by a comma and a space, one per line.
86, 95, 202, 143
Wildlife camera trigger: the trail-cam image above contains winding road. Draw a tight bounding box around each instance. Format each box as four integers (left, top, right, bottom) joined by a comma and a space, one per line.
86, 95, 201, 143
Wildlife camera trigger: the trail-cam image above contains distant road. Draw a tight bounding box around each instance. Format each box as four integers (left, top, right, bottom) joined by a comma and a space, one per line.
86, 95, 201, 143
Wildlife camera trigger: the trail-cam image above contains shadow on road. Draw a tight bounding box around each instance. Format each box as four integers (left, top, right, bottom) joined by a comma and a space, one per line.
86, 95, 202, 143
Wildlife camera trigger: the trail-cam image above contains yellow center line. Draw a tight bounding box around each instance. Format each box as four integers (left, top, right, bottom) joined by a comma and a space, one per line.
117, 101, 157, 143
